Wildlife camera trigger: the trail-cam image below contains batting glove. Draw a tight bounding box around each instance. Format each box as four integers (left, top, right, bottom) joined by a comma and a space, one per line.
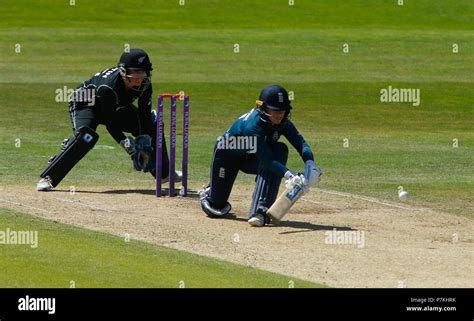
303, 160, 323, 187
284, 170, 304, 189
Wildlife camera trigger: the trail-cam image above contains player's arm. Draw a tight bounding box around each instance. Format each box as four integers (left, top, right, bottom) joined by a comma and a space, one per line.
283, 121, 322, 187
136, 83, 153, 136
132, 86, 154, 171
283, 121, 314, 162
251, 128, 288, 177
95, 86, 129, 145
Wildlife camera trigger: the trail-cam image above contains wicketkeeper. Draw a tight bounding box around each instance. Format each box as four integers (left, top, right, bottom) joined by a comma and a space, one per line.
199, 85, 323, 226
36, 49, 181, 191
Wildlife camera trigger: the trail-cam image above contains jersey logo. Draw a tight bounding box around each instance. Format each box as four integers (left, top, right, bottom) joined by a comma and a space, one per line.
278, 92, 284, 103
273, 131, 279, 140
219, 167, 225, 178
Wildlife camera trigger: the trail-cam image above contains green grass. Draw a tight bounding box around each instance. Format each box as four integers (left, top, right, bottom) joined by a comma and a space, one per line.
1, 0, 471, 30
0, 208, 323, 288
0, 1, 472, 218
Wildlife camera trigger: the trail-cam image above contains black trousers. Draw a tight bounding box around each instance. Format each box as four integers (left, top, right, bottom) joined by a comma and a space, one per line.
208, 141, 288, 217
67, 103, 169, 178
69, 103, 147, 137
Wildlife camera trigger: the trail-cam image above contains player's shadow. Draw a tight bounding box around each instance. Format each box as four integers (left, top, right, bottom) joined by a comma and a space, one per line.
227, 214, 355, 234
274, 221, 356, 234
102, 189, 201, 198
54, 189, 201, 198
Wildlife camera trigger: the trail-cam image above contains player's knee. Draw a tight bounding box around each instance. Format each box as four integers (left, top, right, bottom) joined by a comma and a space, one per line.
75, 126, 99, 146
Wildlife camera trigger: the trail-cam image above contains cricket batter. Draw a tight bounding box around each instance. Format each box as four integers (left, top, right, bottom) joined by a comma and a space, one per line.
36, 49, 180, 191
199, 85, 323, 226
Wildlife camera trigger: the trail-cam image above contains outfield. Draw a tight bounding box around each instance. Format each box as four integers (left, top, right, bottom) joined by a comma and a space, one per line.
0, 1, 472, 287
0, 208, 320, 288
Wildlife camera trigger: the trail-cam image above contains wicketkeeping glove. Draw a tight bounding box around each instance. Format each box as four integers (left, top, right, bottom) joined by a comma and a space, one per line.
120, 136, 136, 156
132, 135, 155, 173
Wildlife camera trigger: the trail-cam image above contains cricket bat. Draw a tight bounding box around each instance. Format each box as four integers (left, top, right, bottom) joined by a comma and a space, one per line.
267, 179, 307, 223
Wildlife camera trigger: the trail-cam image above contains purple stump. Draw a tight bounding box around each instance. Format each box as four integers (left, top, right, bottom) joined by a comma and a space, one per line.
156, 96, 164, 197
169, 95, 177, 196
182, 96, 189, 196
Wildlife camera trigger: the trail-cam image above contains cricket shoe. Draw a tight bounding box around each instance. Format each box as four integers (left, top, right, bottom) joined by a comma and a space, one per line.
198, 184, 210, 200
161, 170, 182, 184
248, 207, 271, 227
36, 176, 53, 191
200, 197, 231, 218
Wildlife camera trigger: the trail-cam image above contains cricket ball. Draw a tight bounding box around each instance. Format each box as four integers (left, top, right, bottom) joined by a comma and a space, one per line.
398, 191, 409, 201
